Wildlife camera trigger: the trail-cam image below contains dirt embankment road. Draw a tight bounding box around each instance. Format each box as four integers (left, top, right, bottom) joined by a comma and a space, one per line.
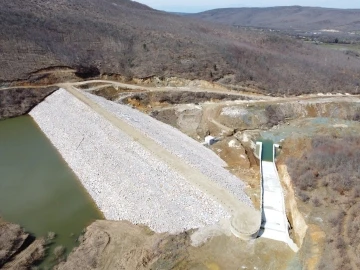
3, 78, 359, 103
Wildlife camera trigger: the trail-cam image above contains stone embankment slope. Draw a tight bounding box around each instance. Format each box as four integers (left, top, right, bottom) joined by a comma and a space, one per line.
30, 88, 260, 237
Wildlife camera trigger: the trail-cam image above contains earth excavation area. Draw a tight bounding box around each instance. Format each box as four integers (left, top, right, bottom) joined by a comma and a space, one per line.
27, 80, 360, 268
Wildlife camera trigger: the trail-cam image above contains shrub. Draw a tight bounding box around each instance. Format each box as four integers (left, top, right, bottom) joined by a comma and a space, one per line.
312, 196, 322, 207
286, 136, 360, 269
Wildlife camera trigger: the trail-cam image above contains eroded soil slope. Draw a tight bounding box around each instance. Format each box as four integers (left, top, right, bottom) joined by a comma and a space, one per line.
0, 86, 58, 120
0, 217, 45, 269
56, 220, 295, 270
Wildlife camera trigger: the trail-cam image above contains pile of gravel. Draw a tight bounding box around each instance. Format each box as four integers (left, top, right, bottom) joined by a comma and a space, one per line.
30, 89, 231, 233
86, 93, 253, 206
220, 107, 249, 117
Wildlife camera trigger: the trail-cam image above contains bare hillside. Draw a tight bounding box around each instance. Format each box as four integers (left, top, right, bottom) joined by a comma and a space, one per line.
1, 1, 360, 95
188, 6, 360, 31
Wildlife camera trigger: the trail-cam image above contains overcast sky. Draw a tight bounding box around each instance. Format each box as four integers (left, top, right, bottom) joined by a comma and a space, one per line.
135, 0, 360, 12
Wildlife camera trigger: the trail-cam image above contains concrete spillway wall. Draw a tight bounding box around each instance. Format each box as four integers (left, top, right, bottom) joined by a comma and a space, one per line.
257, 141, 299, 251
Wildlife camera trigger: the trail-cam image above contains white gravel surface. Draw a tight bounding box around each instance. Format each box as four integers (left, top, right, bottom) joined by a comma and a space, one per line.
86, 93, 253, 206
30, 89, 231, 233
220, 107, 249, 117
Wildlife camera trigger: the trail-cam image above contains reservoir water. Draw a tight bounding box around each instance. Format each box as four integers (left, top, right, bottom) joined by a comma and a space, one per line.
0, 116, 103, 267
258, 139, 274, 162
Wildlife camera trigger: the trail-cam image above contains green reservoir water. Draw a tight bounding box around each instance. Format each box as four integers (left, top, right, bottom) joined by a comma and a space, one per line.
258, 139, 274, 162
0, 116, 103, 267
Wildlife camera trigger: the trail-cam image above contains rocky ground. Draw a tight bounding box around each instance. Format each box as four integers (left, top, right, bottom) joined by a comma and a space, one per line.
0, 86, 58, 120
0, 217, 46, 269
56, 220, 295, 270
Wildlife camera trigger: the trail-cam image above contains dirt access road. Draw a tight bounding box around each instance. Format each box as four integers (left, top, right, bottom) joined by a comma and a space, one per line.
3, 78, 357, 103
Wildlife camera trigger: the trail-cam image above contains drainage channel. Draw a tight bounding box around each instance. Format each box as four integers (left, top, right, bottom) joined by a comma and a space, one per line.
257, 140, 299, 252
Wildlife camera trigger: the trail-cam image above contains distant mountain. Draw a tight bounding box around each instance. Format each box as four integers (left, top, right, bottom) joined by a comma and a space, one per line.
1, 1, 359, 95
168, 12, 190, 16
188, 6, 360, 31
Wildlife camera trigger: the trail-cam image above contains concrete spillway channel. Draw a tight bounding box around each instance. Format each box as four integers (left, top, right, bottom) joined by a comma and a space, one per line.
257, 142, 299, 252
29, 86, 260, 239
